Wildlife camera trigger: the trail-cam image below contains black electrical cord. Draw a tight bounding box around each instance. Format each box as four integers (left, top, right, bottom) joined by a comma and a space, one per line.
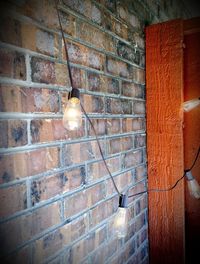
55, 1, 200, 200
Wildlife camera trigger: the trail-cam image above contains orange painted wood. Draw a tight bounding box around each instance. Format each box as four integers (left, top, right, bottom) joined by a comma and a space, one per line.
183, 19, 200, 263
146, 20, 185, 264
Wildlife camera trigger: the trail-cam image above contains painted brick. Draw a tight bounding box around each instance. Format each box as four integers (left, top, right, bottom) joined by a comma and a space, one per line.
33, 214, 88, 263
0, 120, 27, 148
31, 167, 85, 204
63, 140, 104, 166
89, 197, 118, 228
0, 183, 27, 218
106, 98, 132, 114
107, 118, 121, 135
87, 156, 121, 182
106, 57, 131, 78
0, 202, 61, 255
134, 134, 146, 148
63, 41, 104, 71
87, 118, 107, 136
0, 48, 26, 80
122, 81, 144, 98
0, 147, 60, 183
81, 94, 105, 113
133, 101, 145, 114
123, 150, 143, 168
0, 85, 60, 113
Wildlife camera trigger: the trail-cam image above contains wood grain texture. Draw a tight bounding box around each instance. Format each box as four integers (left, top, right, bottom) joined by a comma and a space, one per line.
146, 20, 185, 264
184, 19, 200, 263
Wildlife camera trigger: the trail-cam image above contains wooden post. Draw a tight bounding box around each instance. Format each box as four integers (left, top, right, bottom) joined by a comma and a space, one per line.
146, 20, 185, 263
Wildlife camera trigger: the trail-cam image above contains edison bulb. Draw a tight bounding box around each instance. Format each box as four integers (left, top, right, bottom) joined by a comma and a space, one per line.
185, 171, 200, 199
63, 97, 82, 130
183, 98, 200, 112
114, 207, 128, 238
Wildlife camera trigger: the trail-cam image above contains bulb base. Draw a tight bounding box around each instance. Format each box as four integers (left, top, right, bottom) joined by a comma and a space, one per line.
68, 88, 80, 100
185, 170, 194, 181
119, 194, 128, 208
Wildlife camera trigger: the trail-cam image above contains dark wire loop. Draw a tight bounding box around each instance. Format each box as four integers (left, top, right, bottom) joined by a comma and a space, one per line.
128, 145, 200, 198
55, 0, 200, 200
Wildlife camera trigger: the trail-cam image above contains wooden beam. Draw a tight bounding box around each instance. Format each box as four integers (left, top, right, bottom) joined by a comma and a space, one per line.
146, 20, 185, 264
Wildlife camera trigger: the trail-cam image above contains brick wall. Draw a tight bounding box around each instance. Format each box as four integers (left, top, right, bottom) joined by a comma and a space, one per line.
0, 0, 185, 263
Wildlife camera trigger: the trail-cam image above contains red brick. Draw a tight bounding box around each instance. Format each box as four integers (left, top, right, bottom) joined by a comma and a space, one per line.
0, 147, 60, 183
133, 68, 145, 84
134, 134, 146, 148
107, 119, 121, 135
0, 16, 21, 46
63, 41, 104, 71
106, 57, 130, 78
81, 94, 105, 114
71, 238, 88, 264
124, 150, 143, 168
88, 118, 106, 136
0, 85, 60, 113
132, 118, 146, 131
33, 214, 88, 263
122, 117, 146, 133
31, 167, 85, 204
122, 81, 144, 98
63, 140, 103, 166
0, 120, 27, 148
106, 170, 132, 196
36, 29, 58, 57
135, 212, 146, 232
71, 67, 86, 89
87, 156, 120, 182
121, 136, 133, 151
135, 165, 147, 182
90, 197, 118, 227
0, 48, 26, 80
0, 202, 61, 255
108, 138, 121, 154
106, 98, 132, 114
0, 183, 26, 218
122, 118, 133, 133
128, 182, 146, 203
133, 101, 145, 114
87, 72, 105, 93
88, 225, 107, 253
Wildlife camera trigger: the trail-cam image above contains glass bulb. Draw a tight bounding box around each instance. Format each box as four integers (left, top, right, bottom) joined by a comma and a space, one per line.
183, 98, 200, 112
185, 171, 200, 199
63, 97, 82, 130
114, 207, 128, 238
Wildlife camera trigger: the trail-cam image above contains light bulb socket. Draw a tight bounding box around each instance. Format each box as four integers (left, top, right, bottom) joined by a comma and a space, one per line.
68, 88, 80, 100
185, 170, 194, 181
119, 194, 128, 208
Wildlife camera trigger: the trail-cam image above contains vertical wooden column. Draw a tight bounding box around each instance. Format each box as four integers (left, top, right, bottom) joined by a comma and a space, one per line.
146, 20, 185, 263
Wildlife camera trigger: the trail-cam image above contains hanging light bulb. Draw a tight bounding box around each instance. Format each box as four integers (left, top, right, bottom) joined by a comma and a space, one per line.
183, 97, 200, 112
114, 194, 128, 238
185, 170, 200, 199
63, 88, 82, 130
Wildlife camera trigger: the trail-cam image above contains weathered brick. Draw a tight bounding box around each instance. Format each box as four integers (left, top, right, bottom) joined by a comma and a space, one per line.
87, 156, 121, 182
0, 85, 59, 113
106, 57, 131, 78
63, 41, 104, 71
36, 29, 57, 57
107, 77, 120, 94
63, 140, 104, 166
78, 21, 115, 53
0, 147, 60, 183
81, 94, 105, 113
31, 167, 85, 204
106, 98, 132, 114
33, 214, 88, 263
122, 81, 144, 98
133, 68, 145, 84
87, 118, 107, 136
123, 150, 143, 168
71, 67, 86, 89
134, 134, 146, 148
0, 48, 26, 80
89, 197, 118, 227
117, 41, 140, 65
0, 183, 27, 218
107, 119, 121, 135
87, 72, 105, 93
0, 202, 61, 255
31, 57, 69, 85
133, 101, 145, 114
0, 120, 27, 148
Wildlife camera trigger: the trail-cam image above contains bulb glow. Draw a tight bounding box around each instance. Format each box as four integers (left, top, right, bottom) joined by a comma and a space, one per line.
63, 97, 82, 130
183, 98, 200, 112
185, 171, 200, 199
114, 207, 128, 238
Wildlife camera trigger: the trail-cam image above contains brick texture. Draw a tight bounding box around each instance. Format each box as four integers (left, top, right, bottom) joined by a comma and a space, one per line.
0, 0, 151, 262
